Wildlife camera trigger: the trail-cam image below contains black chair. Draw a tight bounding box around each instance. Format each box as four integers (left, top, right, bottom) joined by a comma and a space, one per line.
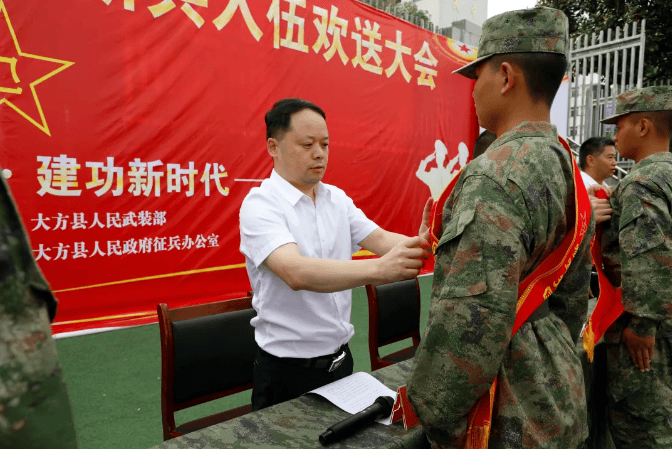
157, 294, 256, 440
365, 278, 421, 371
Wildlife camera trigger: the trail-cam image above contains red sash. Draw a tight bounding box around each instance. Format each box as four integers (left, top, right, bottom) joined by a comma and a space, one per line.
582, 189, 623, 361
429, 167, 463, 252
429, 136, 591, 449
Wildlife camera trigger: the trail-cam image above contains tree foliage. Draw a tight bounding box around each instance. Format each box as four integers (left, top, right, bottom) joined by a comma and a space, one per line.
377, 0, 432, 25
538, 0, 671, 82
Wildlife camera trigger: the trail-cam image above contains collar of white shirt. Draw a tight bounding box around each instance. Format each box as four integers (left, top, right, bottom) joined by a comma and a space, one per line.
580, 170, 603, 189
269, 169, 332, 206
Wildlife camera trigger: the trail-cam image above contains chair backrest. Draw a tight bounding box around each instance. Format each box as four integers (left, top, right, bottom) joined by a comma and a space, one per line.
369, 278, 421, 345
366, 278, 421, 367
158, 295, 255, 438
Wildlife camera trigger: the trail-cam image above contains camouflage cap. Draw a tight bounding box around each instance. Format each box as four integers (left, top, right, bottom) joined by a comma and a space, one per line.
601, 86, 672, 124
454, 7, 569, 79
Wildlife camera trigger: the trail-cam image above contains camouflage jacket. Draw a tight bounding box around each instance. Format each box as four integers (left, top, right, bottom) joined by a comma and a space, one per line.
0, 171, 57, 322
601, 152, 672, 341
0, 170, 78, 447
0, 169, 61, 423
408, 122, 592, 449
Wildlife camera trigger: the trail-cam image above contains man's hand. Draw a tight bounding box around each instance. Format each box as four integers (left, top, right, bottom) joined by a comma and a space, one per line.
587, 184, 613, 224
376, 237, 431, 284
588, 184, 613, 197
591, 197, 613, 224
419, 197, 434, 243
622, 327, 655, 372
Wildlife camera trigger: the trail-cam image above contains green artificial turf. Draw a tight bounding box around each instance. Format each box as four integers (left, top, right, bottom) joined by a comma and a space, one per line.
55, 276, 433, 449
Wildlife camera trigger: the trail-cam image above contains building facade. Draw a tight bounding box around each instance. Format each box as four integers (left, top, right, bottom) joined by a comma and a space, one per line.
412, 0, 487, 45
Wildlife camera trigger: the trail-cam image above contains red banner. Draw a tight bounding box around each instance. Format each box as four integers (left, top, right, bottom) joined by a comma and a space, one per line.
0, 0, 477, 334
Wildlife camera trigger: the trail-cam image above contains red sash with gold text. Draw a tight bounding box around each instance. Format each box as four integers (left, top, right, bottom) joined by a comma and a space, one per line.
582, 189, 623, 361
429, 136, 591, 449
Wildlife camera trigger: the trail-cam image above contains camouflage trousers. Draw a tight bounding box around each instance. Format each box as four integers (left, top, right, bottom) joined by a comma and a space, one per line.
0, 296, 78, 449
605, 335, 672, 449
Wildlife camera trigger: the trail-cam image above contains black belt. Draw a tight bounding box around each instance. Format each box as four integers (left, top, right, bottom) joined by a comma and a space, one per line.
525, 300, 550, 323
257, 344, 348, 372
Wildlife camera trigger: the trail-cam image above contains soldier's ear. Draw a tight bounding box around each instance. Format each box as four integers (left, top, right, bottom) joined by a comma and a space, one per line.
499, 62, 517, 95
637, 117, 653, 138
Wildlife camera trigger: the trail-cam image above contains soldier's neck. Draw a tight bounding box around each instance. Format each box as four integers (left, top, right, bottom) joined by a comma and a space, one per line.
495, 99, 551, 137
634, 138, 671, 163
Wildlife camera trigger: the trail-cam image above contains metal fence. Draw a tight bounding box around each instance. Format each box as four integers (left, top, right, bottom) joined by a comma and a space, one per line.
567, 20, 647, 178
645, 78, 672, 87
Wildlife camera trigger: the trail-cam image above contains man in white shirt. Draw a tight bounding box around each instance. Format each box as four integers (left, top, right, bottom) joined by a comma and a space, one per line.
580, 137, 617, 298
579, 136, 617, 188
239, 98, 431, 410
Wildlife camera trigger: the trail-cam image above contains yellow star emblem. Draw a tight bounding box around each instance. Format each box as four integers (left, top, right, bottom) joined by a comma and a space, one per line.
0, 1, 74, 136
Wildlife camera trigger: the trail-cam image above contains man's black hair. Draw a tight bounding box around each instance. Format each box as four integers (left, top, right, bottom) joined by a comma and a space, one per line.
472, 130, 497, 159
578, 136, 615, 170
488, 53, 568, 107
265, 98, 326, 140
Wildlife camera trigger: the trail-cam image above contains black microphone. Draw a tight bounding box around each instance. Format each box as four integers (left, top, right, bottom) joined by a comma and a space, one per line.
319, 395, 395, 445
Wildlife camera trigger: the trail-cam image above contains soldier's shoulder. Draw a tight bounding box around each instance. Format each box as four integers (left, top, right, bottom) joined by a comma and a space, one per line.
470, 134, 565, 187
618, 153, 672, 196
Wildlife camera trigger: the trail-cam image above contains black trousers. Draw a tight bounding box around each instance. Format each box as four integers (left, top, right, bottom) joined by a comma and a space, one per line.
251, 345, 354, 411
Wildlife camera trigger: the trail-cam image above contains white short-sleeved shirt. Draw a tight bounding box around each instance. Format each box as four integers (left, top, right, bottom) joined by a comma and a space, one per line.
580, 171, 606, 189
239, 170, 379, 358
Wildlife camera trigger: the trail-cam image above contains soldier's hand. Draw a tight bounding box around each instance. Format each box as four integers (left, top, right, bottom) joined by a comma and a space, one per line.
418, 197, 434, 243
376, 237, 431, 283
622, 327, 655, 372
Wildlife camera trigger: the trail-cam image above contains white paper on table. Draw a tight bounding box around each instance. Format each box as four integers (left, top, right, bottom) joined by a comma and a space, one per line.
306, 372, 397, 425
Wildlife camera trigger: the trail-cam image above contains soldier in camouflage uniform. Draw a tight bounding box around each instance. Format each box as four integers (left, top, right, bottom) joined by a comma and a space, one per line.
407, 7, 593, 449
0, 169, 78, 448
598, 86, 672, 448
